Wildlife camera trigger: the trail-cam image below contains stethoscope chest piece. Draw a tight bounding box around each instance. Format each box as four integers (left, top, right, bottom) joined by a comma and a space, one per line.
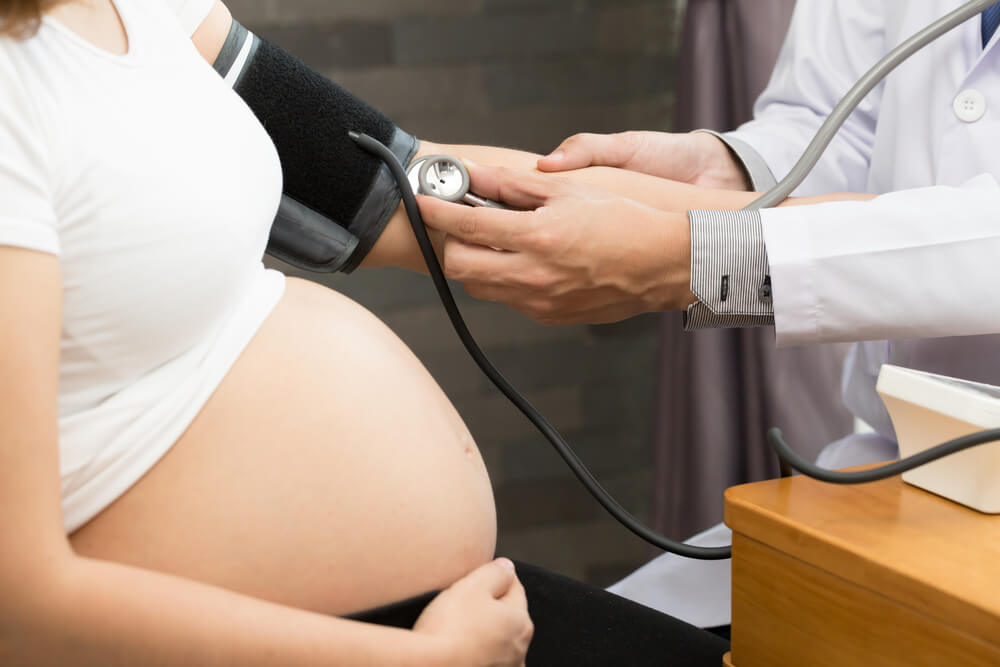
407, 155, 507, 209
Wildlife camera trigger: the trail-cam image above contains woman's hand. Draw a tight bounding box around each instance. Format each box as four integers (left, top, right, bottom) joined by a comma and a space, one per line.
537, 130, 750, 191
414, 558, 533, 666
418, 164, 696, 325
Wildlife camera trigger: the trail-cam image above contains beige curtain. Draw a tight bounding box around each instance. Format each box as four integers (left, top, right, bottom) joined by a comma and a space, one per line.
651, 0, 854, 540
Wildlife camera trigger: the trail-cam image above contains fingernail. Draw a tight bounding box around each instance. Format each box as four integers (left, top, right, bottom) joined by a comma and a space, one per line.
546, 151, 564, 161
496, 557, 515, 572
463, 158, 479, 169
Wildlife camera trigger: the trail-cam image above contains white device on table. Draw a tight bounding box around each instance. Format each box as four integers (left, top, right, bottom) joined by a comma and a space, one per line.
877, 365, 1000, 513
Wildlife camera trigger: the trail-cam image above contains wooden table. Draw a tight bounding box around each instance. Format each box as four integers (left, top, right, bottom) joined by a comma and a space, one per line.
721, 470, 1000, 666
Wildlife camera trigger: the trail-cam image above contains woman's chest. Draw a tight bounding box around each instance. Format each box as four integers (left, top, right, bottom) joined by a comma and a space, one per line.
25, 35, 282, 393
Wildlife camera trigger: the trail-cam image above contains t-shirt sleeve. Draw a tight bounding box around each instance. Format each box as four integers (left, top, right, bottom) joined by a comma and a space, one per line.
0, 51, 59, 256
161, 0, 216, 37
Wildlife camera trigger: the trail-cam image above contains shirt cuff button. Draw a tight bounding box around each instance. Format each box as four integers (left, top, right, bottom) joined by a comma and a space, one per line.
758, 276, 772, 303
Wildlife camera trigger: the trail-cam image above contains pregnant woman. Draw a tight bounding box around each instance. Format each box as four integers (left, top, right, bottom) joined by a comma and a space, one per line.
0, 0, 730, 664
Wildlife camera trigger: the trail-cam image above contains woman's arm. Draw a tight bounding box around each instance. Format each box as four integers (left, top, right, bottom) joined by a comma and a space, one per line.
362, 141, 755, 271
0, 247, 528, 666
435, 144, 877, 213
364, 139, 875, 271
193, 2, 871, 274
0, 247, 424, 666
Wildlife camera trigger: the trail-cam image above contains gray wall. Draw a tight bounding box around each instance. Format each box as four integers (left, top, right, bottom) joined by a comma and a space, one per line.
231, 0, 685, 586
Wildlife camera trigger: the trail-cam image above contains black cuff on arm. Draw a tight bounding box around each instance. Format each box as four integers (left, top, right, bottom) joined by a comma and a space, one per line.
214, 21, 419, 272
685, 209, 775, 330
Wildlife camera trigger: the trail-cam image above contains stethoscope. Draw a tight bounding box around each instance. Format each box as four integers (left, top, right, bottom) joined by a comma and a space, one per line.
350, 0, 1000, 561
407, 155, 507, 209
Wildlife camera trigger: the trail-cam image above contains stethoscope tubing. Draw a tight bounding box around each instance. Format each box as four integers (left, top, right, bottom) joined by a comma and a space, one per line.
348, 0, 1000, 559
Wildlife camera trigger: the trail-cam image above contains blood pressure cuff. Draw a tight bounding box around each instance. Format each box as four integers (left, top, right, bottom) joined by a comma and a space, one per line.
213, 20, 419, 272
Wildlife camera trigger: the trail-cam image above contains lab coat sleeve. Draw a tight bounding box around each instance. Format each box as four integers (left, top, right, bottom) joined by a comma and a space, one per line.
724, 0, 887, 195
695, 130, 778, 192
762, 174, 1000, 345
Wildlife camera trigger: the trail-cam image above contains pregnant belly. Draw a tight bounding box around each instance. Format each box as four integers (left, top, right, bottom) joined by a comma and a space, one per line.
70, 277, 497, 614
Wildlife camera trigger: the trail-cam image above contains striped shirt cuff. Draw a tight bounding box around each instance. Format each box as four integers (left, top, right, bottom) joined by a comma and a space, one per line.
684, 209, 775, 330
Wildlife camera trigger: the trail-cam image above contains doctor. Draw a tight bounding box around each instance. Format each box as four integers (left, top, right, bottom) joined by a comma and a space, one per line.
419, 0, 1000, 628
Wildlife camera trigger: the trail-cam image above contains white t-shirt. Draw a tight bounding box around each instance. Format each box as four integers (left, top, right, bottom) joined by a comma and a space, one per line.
0, 0, 286, 532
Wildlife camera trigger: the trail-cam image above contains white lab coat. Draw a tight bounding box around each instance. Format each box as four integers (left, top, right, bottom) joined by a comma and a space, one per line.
610, 0, 1000, 628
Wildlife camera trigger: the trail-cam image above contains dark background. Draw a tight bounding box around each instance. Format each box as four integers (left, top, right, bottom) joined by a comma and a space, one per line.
228, 0, 686, 586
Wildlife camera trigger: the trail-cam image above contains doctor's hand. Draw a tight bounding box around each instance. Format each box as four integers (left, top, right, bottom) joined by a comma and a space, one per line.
536, 130, 750, 191
417, 164, 697, 325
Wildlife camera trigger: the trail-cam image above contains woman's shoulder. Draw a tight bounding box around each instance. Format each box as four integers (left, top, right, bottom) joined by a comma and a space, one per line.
0, 32, 26, 70
0, 37, 60, 256
154, 0, 216, 37
0, 40, 41, 132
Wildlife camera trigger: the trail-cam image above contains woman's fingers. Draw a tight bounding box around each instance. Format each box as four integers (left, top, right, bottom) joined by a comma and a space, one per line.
412, 557, 531, 666
501, 574, 534, 657
454, 557, 518, 600
498, 567, 528, 610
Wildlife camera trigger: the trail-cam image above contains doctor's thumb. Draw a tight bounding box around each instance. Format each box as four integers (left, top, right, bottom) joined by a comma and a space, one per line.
537, 132, 632, 173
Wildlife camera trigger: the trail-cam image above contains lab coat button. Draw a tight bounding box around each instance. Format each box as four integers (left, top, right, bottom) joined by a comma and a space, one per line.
953, 89, 986, 122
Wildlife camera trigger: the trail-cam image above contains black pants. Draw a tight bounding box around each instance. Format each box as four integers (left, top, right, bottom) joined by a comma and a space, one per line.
349, 561, 729, 666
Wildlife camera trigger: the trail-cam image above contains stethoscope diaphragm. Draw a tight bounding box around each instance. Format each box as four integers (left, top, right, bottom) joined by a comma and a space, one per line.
407, 155, 507, 209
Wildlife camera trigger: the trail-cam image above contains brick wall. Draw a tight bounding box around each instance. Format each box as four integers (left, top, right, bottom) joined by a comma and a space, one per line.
231, 0, 686, 586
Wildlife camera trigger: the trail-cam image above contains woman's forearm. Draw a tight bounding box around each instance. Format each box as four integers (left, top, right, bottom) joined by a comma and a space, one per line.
363, 141, 747, 271
363, 140, 875, 271
12, 554, 438, 666
430, 143, 753, 210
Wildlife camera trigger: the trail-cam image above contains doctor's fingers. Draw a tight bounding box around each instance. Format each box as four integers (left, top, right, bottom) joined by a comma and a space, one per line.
458, 281, 568, 324
441, 241, 591, 325
419, 195, 533, 251
464, 162, 577, 209
441, 238, 562, 294
461, 282, 599, 325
